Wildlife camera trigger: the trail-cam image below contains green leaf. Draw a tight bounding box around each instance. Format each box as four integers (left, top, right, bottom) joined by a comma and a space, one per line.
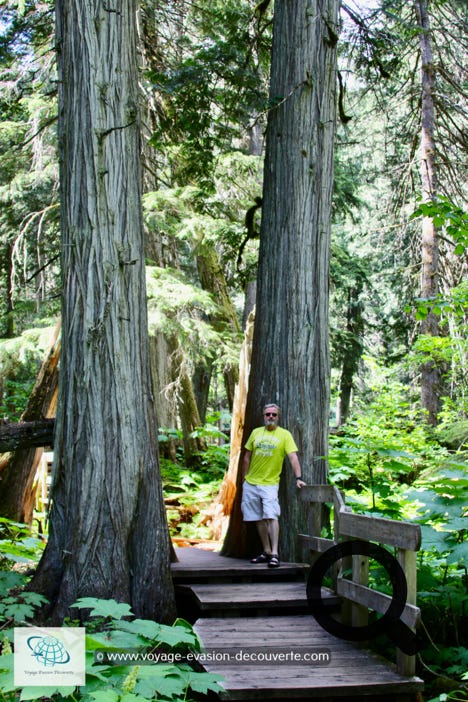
0, 570, 26, 591
446, 541, 468, 565
120, 694, 150, 702
20, 685, 77, 700
72, 598, 134, 620
117, 619, 162, 641
0, 655, 15, 693
89, 690, 120, 702
133, 665, 184, 698
1, 602, 35, 620
181, 669, 225, 694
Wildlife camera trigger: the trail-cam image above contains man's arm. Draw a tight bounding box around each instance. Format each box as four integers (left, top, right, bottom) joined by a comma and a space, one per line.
242, 449, 252, 479
288, 452, 306, 488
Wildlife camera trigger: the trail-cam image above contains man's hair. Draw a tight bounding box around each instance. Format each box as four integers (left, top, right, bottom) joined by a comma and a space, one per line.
263, 403, 281, 415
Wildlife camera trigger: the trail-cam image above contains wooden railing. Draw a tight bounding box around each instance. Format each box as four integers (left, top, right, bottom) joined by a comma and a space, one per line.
298, 484, 421, 677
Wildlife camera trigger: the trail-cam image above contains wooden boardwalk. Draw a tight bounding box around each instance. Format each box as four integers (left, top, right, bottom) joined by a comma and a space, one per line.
171, 547, 424, 701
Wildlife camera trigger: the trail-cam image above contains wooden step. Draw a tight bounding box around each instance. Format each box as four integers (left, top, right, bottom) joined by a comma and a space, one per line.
176, 581, 339, 617
171, 547, 308, 584
193, 615, 425, 700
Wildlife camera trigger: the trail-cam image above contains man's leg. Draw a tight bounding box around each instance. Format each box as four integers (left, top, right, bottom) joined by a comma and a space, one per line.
255, 519, 272, 554
265, 518, 279, 555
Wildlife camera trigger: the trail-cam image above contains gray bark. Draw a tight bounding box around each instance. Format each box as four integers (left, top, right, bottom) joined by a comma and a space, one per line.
222, 0, 339, 561
30, 0, 175, 623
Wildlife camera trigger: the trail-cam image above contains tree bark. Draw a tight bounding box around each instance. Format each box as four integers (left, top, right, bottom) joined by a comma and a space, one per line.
222, 0, 338, 561
210, 310, 255, 541
168, 339, 207, 466
415, 0, 442, 426
0, 419, 55, 453
196, 244, 242, 411
0, 322, 60, 523
337, 280, 364, 426
30, 0, 175, 623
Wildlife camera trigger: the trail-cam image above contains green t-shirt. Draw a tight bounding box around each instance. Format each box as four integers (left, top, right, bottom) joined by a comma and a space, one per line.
244, 426, 298, 486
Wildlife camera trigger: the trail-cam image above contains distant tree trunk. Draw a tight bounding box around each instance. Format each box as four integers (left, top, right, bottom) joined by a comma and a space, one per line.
30, 0, 175, 623
196, 245, 242, 411
138, 1, 178, 438
337, 280, 364, 425
222, 0, 339, 561
3, 240, 15, 339
192, 363, 213, 424
415, 0, 442, 426
168, 339, 207, 466
0, 322, 60, 523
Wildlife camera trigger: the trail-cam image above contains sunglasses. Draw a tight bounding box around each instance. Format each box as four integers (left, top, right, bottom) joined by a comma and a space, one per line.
264, 412, 278, 417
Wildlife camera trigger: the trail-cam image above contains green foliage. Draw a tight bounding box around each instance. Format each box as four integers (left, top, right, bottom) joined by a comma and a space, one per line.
0, 597, 224, 702
0, 325, 57, 420
411, 196, 468, 258
147, 0, 271, 188
0, 519, 48, 634
0, 517, 45, 567
328, 391, 467, 681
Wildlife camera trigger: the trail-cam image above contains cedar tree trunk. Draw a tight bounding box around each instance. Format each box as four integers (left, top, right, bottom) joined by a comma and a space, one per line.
30, 0, 175, 623
222, 0, 339, 561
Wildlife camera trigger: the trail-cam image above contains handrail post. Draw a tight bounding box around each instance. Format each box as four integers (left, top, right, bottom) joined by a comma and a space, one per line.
397, 548, 417, 676
352, 546, 369, 630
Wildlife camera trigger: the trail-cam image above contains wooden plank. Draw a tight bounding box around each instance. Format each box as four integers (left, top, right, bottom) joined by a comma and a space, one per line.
336, 578, 421, 628
339, 511, 421, 550
177, 582, 339, 610
171, 547, 308, 581
194, 615, 424, 700
299, 484, 336, 503
297, 534, 335, 553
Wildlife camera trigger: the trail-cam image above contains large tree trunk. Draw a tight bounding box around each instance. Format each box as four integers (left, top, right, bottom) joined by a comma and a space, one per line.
222, 0, 338, 561
30, 0, 175, 624
0, 322, 60, 523
415, 0, 442, 426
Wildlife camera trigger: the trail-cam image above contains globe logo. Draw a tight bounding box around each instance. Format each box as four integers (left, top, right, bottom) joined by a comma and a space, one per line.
27, 635, 71, 668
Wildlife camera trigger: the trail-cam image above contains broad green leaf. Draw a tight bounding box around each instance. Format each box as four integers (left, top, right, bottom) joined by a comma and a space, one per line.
117, 618, 162, 641
446, 542, 468, 565
20, 685, 77, 700
120, 694, 149, 702
180, 669, 225, 694
72, 598, 133, 620
1, 602, 35, 620
88, 689, 120, 702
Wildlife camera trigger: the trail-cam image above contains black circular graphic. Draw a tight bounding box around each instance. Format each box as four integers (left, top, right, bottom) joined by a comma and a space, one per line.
306, 540, 422, 655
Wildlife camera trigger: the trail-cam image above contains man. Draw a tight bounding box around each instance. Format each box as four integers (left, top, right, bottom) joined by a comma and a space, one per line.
241, 403, 305, 567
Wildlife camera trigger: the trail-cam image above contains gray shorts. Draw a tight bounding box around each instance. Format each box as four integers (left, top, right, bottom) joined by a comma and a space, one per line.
241, 481, 280, 521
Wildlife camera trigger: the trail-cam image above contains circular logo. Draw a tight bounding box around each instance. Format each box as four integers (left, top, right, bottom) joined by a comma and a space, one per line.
27, 635, 71, 667
306, 540, 422, 655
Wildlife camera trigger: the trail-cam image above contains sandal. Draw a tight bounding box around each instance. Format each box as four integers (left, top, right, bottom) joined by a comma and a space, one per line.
250, 552, 271, 564
268, 554, 280, 568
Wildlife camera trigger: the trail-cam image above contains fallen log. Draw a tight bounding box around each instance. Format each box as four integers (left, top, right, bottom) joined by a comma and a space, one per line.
0, 419, 55, 454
